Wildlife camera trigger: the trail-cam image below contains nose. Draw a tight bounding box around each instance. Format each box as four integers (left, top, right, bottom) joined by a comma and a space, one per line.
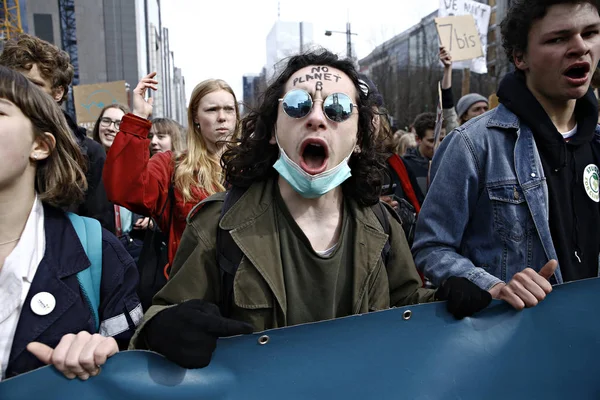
568, 34, 590, 57
305, 99, 327, 131
150, 135, 159, 145
217, 109, 227, 122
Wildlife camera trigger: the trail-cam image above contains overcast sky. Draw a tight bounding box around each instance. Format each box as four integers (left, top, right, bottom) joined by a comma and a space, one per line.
161, 0, 440, 102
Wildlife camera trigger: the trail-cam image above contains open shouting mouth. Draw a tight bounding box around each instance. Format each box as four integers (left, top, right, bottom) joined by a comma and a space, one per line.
563, 62, 591, 86
299, 138, 329, 175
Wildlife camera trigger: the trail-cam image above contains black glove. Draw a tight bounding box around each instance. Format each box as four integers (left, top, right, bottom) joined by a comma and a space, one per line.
435, 277, 492, 319
143, 299, 254, 369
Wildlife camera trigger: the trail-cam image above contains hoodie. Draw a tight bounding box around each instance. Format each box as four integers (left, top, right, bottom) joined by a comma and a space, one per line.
498, 71, 600, 282
63, 111, 114, 232
402, 147, 430, 196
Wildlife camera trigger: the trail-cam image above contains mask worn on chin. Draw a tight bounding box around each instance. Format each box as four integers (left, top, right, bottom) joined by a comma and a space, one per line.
273, 136, 353, 199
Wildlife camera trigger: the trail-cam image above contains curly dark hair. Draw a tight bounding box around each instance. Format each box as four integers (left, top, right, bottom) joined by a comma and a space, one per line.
222, 49, 386, 207
412, 112, 436, 140
501, 0, 600, 64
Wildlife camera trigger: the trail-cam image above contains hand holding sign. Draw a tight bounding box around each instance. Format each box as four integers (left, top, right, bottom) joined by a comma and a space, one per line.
489, 259, 557, 310
435, 15, 483, 62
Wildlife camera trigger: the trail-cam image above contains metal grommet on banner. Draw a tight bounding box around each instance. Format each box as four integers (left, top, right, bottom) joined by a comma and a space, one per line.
402, 310, 412, 321
258, 335, 270, 345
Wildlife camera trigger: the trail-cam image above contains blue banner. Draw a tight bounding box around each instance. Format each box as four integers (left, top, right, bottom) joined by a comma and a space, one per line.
2, 278, 600, 399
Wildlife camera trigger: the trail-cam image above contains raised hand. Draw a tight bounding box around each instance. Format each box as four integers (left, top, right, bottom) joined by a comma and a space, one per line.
439, 46, 452, 68
133, 72, 158, 119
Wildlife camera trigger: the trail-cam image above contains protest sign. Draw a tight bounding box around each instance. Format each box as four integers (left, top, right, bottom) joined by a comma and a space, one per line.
439, 0, 491, 74
3, 278, 600, 399
435, 15, 483, 62
73, 81, 128, 125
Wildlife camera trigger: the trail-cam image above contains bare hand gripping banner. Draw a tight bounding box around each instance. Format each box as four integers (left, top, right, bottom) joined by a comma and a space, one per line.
2, 278, 599, 399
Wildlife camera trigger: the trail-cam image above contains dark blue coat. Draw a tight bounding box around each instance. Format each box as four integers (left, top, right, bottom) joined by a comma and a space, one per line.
5, 204, 141, 379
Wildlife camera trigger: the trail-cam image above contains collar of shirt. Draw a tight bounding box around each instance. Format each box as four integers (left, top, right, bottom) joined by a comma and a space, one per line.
0, 195, 45, 380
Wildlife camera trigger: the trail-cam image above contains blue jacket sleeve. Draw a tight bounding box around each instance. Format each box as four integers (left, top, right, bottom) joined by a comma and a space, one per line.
411, 129, 503, 291
99, 228, 142, 343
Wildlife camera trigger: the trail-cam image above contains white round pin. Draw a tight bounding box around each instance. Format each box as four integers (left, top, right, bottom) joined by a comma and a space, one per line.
31, 292, 56, 316
583, 164, 600, 203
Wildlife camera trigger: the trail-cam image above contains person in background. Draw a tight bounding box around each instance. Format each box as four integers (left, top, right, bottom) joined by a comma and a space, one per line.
149, 118, 187, 156
395, 130, 417, 157
0, 33, 113, 231
103, 73, 240, 276
0, 65, 140, 381
401, 112, 444, 196
92, 104, 148, 262
439, 46, 489, 132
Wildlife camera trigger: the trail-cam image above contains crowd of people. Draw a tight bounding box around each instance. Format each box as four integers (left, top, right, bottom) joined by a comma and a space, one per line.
0, 0, 599, 384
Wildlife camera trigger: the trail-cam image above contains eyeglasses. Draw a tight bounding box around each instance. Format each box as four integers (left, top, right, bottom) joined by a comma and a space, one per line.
100, 117, 122, 130
278, 89, 358, 123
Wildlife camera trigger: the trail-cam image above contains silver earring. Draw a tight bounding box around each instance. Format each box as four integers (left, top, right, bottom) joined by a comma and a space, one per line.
32, 154, 38, 160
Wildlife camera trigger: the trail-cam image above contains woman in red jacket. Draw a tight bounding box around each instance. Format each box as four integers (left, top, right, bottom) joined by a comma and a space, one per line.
102, 72, 240, 275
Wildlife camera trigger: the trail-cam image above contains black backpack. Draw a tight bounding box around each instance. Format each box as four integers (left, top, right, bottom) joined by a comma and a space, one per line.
215, 186, 397, 317
136, 183, 175, 311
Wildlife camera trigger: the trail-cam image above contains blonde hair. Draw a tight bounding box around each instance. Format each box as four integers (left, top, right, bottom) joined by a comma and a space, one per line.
396, 130, 417, 156
150, 118, 186, 154
174, 79, 240, 202
0, 65, 87, 207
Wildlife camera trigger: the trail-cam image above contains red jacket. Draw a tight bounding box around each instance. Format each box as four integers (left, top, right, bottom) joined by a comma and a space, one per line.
103, 114, 208, 273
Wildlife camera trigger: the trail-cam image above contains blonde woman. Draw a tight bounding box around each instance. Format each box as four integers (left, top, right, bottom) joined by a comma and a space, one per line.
149, 118, 186, 156
0, 66, 140, 380
396, 130, 417, 156
103, 72, 240, 276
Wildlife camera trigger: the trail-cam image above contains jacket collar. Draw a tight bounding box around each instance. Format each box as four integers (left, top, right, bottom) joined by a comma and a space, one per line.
486, 104, 521, 130
9, 205, 90, 366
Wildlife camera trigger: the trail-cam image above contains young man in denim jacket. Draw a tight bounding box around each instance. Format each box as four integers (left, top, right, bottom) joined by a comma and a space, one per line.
413, 0, 600, 310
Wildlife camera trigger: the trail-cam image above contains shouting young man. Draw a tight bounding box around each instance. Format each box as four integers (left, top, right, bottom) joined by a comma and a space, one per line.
129, 50, 491, 369
413, 0, 600, 310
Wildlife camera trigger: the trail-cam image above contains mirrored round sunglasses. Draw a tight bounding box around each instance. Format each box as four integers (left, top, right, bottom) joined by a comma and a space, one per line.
279, 89, 358, 123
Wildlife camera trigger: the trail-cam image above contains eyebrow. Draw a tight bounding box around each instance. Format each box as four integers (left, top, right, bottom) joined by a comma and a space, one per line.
545, 23, 600, 37
0, 98, 15, 107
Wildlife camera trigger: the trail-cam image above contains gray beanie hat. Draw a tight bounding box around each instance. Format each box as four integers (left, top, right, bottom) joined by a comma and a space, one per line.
456, 93, 488, 119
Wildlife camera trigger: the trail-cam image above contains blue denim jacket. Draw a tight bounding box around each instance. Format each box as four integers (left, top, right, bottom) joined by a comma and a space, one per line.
412, 104, 600, 291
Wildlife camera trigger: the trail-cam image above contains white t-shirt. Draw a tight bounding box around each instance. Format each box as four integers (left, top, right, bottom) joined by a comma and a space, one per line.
560, 124, 578, 141
0, 197, 45, 380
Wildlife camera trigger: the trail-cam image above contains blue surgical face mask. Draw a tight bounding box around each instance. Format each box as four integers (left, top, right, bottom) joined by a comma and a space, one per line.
273, 136, 353, 199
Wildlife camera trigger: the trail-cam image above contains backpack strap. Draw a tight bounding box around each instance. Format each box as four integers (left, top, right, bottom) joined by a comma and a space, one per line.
371, 202, 393, 267
67, 213, 103, 332
216, 186, 249, 317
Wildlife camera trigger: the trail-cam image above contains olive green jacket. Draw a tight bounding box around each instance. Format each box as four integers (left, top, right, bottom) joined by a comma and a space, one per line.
130, 179, 435, 349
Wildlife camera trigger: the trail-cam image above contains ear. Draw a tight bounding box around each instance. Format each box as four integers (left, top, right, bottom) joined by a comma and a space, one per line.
269, 128, 277, 145
513, 50, 528, 72
51, 86, 65, 103
30, 132, 56, 161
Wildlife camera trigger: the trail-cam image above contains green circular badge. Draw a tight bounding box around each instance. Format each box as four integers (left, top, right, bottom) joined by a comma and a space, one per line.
583, 165, 600, 203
